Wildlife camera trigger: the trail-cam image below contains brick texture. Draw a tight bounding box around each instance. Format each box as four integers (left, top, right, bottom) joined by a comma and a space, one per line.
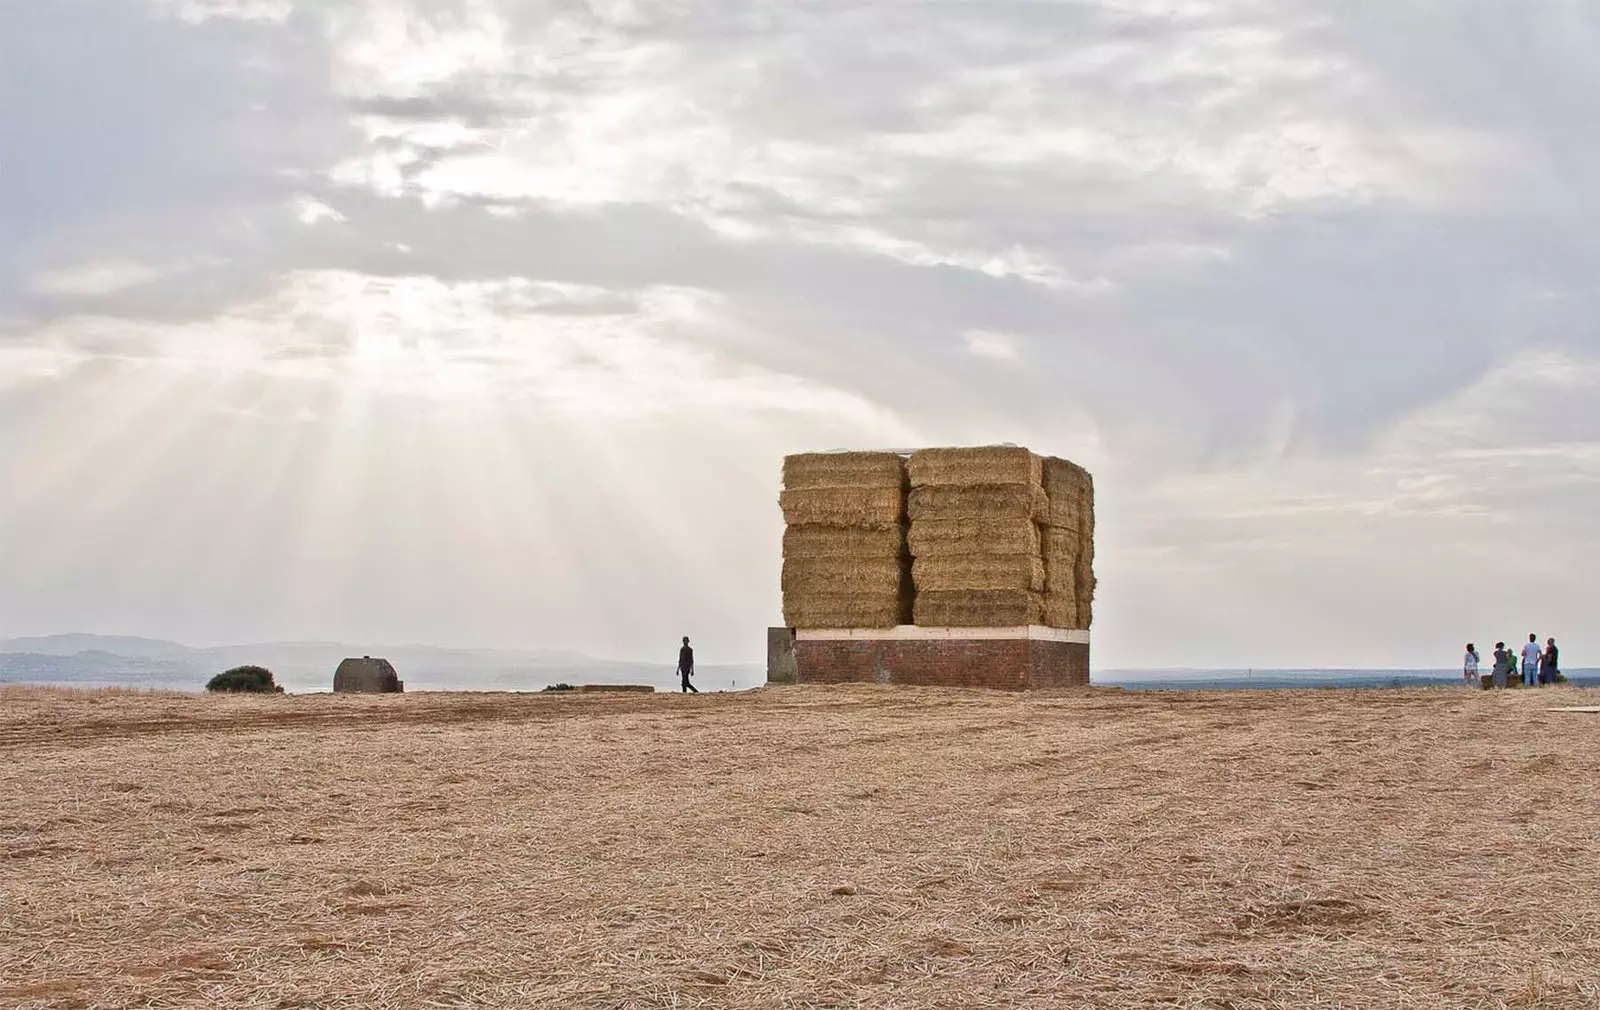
793, 637, 1088, 691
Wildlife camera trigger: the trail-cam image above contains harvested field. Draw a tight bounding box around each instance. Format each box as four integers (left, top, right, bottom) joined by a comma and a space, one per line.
5, 684, 1600, 1008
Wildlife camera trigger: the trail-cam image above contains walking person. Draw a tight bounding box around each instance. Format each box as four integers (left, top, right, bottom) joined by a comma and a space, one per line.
677, 636, 699, 694
1463, 643, 1480, 687
1542, 638, 1560, 685
1491, 642, 1510, 689
1522, 634, 1542, 688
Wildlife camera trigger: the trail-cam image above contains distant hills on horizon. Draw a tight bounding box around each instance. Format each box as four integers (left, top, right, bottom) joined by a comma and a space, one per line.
2, 634, 1590, 694
0, 633, 762, 694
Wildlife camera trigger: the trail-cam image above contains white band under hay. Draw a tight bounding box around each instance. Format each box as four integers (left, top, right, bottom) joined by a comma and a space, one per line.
907, 485, 1048, 523
783, 451, 908, 491
783, 525, 906, 560
908, 518, 1041, 558
908, 446, 1042, 488
780, 487, 905, 529
913, 555, 1046, 593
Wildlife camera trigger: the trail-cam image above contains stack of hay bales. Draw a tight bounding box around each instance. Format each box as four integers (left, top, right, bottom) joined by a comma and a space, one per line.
907, 446, 1050, 627
1041, 457, 1094, 628
780, 452, 911, 628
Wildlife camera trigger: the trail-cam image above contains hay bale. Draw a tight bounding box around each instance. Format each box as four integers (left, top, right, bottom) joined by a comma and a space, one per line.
783, 525, 906, 560
783, 452, 908, 490
908, 446, 1042, 488
908, 518, 1040, 558
780, 487, 904, 529
783, 592, 910, 630
1042, 590, 1079, 629
1043, 549, 1077, 594
1076, 566, 1096, 627
1041, 527, 1079, 564
914, 589, 1043, 628
782, 557, 905, 595
1041, 456, 1090, 529
914, 556, 1045, 592
907, 485, 1048, 523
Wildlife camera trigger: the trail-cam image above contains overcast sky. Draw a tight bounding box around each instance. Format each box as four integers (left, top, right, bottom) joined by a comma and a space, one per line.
3, 0, 1597, 669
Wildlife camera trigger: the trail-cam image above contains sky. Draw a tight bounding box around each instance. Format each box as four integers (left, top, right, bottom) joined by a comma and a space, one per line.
2, 0, 1597, 669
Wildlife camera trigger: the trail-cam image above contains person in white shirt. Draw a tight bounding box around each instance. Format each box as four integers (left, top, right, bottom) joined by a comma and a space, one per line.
1463, 643, 1480, 686
1521, 634, 1543, 688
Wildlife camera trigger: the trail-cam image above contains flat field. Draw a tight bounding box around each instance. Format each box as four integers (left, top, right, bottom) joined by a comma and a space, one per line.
3, 684, 1599, 1009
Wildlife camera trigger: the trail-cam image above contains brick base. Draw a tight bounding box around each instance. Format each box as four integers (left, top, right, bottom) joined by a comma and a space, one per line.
792, 631, 1088, 691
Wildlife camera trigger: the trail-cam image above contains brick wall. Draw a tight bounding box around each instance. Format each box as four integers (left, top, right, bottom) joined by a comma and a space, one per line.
793, 636, 1088, 691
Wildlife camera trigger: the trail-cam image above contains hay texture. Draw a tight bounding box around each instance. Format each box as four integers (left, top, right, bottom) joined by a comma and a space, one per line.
907, 484, 1048, 523
914, 588, 1044, 627
907, 445, 1042, 488
781, 452, 911, 628
779, 487, 905, 530
907, 447, 1049, 627
913, 556, 1045, 593
908, 518, 1040, 558
782, 525, 905, 560
1039, 456, 1095, 631
782, 591, 911, 630
782, 557, 905, 595
783, 451, 910, 491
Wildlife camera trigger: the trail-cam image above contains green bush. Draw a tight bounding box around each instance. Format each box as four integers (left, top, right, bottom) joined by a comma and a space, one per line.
542, 682, 575, 693
206, 665, 283, 694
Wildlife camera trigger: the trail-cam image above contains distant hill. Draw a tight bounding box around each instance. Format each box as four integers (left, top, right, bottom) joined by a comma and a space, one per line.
0, 634, 762, 694
0, 634, 194, 658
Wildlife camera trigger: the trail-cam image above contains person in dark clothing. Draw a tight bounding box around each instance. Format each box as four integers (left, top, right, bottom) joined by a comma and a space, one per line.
1542, 638, 1560, 685
677, 636, 698, 694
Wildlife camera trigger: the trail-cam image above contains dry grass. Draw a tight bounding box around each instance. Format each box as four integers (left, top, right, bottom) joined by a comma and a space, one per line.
4, 685, 1600, 1008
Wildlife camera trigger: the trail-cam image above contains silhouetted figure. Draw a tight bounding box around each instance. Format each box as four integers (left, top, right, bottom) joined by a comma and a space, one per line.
678, 636, 698, 694
1542, 638, 1560, 685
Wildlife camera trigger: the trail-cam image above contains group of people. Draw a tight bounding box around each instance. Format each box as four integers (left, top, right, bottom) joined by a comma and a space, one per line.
1463, 635, 1561, 689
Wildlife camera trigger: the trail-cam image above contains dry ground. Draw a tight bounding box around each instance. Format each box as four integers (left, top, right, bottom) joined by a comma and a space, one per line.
2, 684, 1599, 1009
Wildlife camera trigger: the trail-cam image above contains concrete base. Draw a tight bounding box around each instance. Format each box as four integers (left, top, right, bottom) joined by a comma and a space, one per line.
766, 627, 798, 685
791, 627, 1089, 691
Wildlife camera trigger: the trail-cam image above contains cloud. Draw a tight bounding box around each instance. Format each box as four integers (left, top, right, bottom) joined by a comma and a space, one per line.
2, 0, 1598, 665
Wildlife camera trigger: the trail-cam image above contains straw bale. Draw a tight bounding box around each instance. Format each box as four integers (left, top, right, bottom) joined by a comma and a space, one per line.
779, 487, 904, 529
1041, 456, 1092, 498
907, 518, 1041, 558
914, 589, 1044, 627
783, 451, 908, 491
1043, 551, 1077, 595
783, 525, 906, 560
907, 484, 1048, 522
783, 592, 910, 629
1041, 456, 1091, 530
908, 446, 1042, 488
1041, 527, 1079, 563
913, 555, 1046, 592
1042, 590, 1079, 629
781, 557, 904, 596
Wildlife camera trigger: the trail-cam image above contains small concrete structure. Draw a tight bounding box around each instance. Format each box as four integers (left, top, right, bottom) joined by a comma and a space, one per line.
767, 627, 798, 685
333, 656, 404, 694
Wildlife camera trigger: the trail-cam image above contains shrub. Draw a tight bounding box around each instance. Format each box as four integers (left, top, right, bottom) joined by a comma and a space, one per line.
542, 683, 575, 693
206, 665, 284, 694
